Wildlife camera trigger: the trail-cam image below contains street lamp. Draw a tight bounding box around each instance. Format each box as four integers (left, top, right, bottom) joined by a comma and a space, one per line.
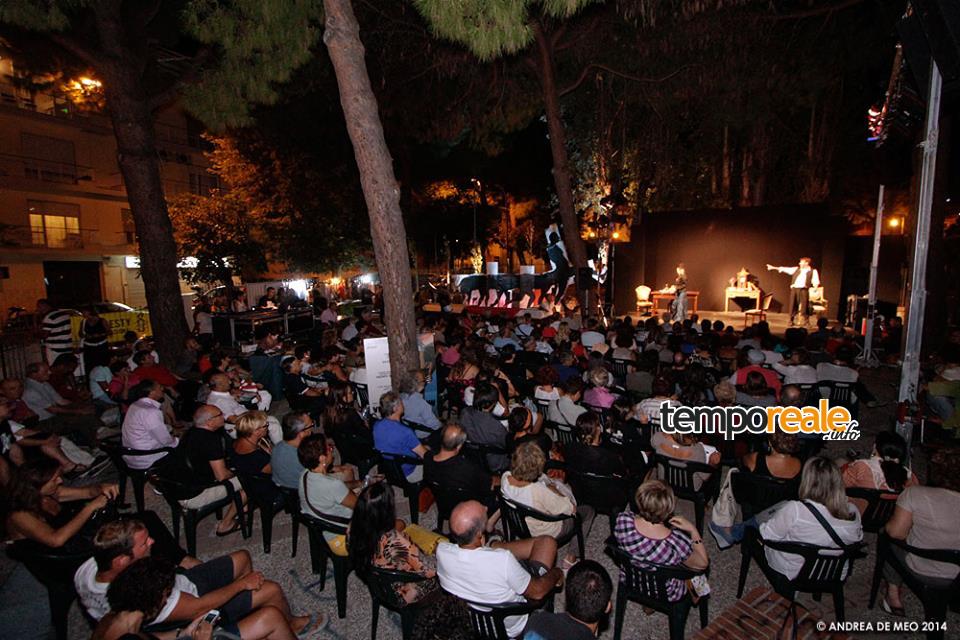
470, 178, 482, 244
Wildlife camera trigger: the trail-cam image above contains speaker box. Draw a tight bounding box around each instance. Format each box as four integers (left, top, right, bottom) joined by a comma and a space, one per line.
577, 267, 593, 290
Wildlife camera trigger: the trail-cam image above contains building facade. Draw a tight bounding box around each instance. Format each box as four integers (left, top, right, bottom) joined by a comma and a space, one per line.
0, 59, 214, 316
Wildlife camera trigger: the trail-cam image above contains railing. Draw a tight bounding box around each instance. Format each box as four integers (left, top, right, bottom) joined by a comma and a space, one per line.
0, 151, 96, 186
0, 224, 133, 250
0, 330, 41, 380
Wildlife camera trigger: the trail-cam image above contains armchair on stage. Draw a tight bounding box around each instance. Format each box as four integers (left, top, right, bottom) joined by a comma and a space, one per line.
809, 286, 828, 317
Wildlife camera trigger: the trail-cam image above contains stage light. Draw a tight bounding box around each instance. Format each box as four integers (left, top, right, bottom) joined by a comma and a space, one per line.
588, 230, 596, 238
888, 218, 900, 228
330, 276, 341, 286
612, 231, 620, 240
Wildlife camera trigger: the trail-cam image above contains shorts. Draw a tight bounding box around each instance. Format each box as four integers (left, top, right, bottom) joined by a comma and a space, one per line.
180, 477, 242, 510
181, 555, 253, 626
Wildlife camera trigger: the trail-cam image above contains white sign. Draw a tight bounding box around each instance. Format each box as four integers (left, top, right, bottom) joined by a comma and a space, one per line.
125, 255, 198, 269
363, 336, 392, 415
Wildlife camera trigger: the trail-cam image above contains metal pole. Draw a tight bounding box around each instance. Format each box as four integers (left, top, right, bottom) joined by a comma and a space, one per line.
897, 59, 942, 446
858, 184, 885, 367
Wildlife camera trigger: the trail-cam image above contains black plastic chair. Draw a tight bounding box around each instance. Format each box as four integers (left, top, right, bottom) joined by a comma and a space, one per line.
499, 494, 584, 559
819, 380, 859, 417
6, 540, 91, 640
235, 472, 301, 553
458, 595, 549, 640
609, 358, 635, 385
736, 526, 867, 625
462, 441, 509, 475
654, 454, 721, 534
379, 455, 424, 525
566, 468, 629, 532
730, 470, 800, 520
426, 479, 483, 534
147, 472, 248, 556
869, 532, 960, 639
845, 487, 900, 534
352, 382, 370, 411
298, 511, 353, 619
543, 420, 575, 446
366, 567, 434, 640
606, 542, 710, 640
99, 436, 173, 512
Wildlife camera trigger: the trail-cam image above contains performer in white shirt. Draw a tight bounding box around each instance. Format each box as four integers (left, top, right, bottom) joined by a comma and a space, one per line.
767, 257, 820, 327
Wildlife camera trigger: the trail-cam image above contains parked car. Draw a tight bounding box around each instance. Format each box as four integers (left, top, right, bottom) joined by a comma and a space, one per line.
68, 301, 151, 344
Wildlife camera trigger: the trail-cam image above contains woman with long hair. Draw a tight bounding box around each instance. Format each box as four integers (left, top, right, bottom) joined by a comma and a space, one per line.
5, 457, 119, 551
348, 481, 439, 606
506, 406, 552, 458
757, 456, 863, 580
842, 431, 918, 514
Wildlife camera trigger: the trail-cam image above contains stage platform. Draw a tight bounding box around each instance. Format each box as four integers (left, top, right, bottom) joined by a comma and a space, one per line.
624, 310, 837, 336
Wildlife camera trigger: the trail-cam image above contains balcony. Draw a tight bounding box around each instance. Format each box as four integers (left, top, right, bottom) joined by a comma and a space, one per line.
0, 223, 133, 252
0, 152, 95, 186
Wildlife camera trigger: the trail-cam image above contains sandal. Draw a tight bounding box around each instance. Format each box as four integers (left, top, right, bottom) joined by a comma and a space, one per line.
881, 597, 906, 617
215, 521, 242, 537
295, 612, 329, 639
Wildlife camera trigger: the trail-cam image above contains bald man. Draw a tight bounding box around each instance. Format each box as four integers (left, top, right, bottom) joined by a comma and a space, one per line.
206, 373, 281, 443
436, 500, 563, 637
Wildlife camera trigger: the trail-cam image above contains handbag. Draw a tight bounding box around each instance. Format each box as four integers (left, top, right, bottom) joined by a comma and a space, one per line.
710, 468, 741, 529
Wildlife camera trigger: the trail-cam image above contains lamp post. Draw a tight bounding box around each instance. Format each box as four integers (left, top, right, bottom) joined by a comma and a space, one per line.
470, 178, 481, 245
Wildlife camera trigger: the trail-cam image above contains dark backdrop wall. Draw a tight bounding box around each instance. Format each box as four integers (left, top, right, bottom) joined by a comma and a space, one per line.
612, 205, 848, 318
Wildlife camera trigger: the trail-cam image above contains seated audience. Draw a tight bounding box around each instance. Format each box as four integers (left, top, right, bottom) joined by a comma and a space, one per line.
880, 452, 960, 616
521, 560, 613, 640
437, 500, 564, 638
154, 404, 244, 537
230, 411, 273, 475
546, 377, 588, 427
635, 376, 679, 427
758, 456, 863, 581
614, 480, 708, 602
298, 432, 359, 557
271, 412, 314, 489
348, 481, 440, 606
373, 391, 428, 482
323, 382, 376, 470
459, 383, 509, 473
121, 379, 177, 470
582, 367, 618, 409
843, 431, 918, 514
729, 349, 782, 399
0, 396, 84, 475
206, 372, 281, 443
501, 442, 594, 544
399, 372, 441, 430
22, 362, 103, 445
564, 411, 626, 477
736, 371, 777, 408
533, 366, 561, 402
741, 430, 803, 481
507, 406, 553, 458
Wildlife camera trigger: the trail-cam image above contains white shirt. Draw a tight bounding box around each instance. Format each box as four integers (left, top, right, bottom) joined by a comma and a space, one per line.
342, 323, 359, 342
121, 397, 177, 469
88, 365, 115, 404
436, 542, 532, 638
778, 265, 821, 289
580, 331, 605, 349
320, 308, 337, 324
772, 362, 818, 385
207, 390, 247, 437
759, 500, 862, 580
636, 397, 680, 426
74, 557, 198, 623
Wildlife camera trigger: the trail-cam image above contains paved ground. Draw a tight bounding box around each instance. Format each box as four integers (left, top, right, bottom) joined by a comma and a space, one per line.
2, 366, 958, 639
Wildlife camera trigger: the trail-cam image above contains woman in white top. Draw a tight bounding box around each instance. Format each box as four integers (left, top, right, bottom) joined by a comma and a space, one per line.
532, 366, 561, 401
758, 456, 863, 581
501, 442, 593, 547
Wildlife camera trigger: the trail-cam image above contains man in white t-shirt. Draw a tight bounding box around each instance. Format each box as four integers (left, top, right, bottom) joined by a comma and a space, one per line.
579, 318, 605, 350
436, 501, 564, 638
206, 373, 280, 443
75, 518, 321, 634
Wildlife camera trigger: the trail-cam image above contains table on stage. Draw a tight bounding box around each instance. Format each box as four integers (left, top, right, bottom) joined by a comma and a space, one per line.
692, 587, 849, 640
725, 287, 761, 312
651, 290, 699, 314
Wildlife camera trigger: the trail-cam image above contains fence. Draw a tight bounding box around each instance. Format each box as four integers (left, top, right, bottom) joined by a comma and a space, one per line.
0, 331, 41, 380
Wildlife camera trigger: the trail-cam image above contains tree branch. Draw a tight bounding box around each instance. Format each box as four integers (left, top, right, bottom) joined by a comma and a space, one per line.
763, 0, 866, 20
148, 46, 215, 111
559, 63, 693, 98
48, 33, 104, 69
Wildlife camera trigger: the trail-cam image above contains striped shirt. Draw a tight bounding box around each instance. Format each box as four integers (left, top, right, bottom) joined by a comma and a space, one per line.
42, 310, 74, 353
613, 511, 693, 602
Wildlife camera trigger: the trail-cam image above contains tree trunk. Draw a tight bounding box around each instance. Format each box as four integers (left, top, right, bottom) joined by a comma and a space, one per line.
532, 22, 587, 283
93, 10, 190, 366
322, 0, 419, 383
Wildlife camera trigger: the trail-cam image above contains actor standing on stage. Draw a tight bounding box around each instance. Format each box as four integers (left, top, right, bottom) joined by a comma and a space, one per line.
671, 263, 688, 322
767, 257, 820, 326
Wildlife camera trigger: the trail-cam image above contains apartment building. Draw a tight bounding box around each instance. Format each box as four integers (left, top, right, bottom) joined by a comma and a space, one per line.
0, 58, 216, 316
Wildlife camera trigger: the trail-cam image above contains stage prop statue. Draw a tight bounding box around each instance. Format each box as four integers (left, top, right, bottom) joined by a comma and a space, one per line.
455, 224, 577, 308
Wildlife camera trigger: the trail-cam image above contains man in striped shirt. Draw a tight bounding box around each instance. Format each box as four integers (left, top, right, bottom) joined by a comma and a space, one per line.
37, 299, 75, 365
